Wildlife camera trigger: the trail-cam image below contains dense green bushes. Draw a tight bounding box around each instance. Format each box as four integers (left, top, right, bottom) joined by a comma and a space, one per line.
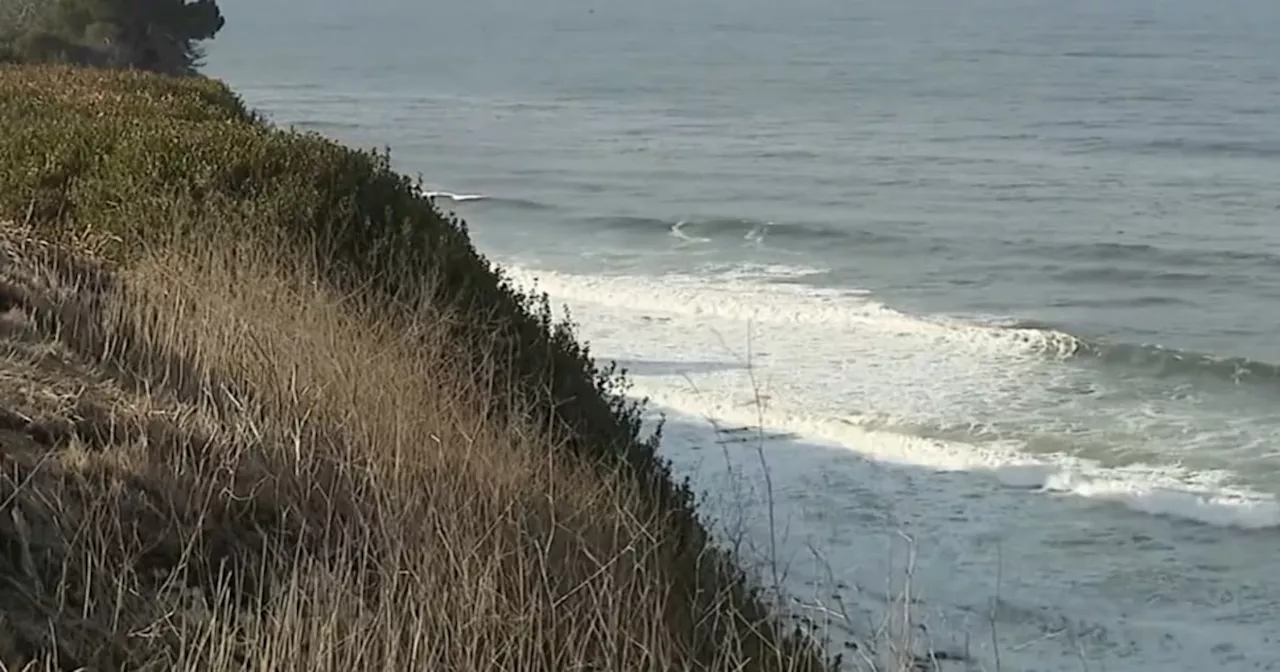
0, 64, 831, 670
0, 65, 649, 486
0, 0, 224, 74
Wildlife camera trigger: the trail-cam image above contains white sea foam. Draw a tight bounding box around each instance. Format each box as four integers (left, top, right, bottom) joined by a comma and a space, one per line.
707, 261, 836, 280
423, 190, 489, 201
1032, 468, 1280, 529
669, 220, 712, 243
744, 221, 770, 245
504, 263, 1279, 526
513, 264, 1083, 357
646, 382, 1280, 530
500, 259, 1280, 670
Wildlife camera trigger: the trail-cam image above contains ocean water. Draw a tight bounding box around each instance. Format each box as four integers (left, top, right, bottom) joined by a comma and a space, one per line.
206, 0, 1280, 668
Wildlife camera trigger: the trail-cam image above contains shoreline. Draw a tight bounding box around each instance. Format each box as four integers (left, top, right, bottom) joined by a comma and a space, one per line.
504, 260, 1280, 672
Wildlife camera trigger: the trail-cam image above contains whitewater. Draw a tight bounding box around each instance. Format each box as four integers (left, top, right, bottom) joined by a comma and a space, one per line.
491, 255, 1280, 671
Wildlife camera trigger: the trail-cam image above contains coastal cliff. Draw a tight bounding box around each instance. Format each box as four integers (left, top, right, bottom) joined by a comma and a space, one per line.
0, 65, 832, 671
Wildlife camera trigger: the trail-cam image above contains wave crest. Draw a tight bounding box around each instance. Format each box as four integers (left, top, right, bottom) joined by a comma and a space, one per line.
993, 464, 1280, 530
584, 214, 898, 247
418, 188, 553, 210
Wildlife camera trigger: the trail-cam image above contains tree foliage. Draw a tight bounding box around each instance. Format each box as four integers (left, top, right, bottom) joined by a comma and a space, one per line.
0, 0, 44, 38
0, 0, 224, 74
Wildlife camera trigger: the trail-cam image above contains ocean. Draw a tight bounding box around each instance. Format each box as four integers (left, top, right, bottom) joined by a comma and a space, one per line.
206, 0, 1280, 668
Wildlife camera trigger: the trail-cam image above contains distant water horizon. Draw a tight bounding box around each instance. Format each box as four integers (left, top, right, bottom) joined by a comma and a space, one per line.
208, 0, 1280, 668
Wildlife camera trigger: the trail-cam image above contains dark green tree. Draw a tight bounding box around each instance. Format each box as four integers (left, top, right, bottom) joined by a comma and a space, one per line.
0, 0, 224, 74
0, 0, 46, 38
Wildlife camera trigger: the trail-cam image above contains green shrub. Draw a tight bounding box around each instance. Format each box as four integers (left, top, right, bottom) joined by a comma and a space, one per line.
0, 65, 654, 484
0, 65, 833, 671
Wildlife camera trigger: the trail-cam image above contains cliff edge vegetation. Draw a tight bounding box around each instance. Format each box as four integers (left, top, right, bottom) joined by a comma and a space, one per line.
0, 65, 835, 671
0, 0, 224, 74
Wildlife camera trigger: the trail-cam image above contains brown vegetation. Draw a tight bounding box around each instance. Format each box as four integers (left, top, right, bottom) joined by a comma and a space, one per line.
0, 64, 834, 671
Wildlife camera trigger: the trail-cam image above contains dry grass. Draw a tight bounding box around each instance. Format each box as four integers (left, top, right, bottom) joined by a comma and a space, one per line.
0, 220, 830, 671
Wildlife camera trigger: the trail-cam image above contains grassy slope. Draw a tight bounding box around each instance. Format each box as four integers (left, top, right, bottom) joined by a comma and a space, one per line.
0, 66, 835, 671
